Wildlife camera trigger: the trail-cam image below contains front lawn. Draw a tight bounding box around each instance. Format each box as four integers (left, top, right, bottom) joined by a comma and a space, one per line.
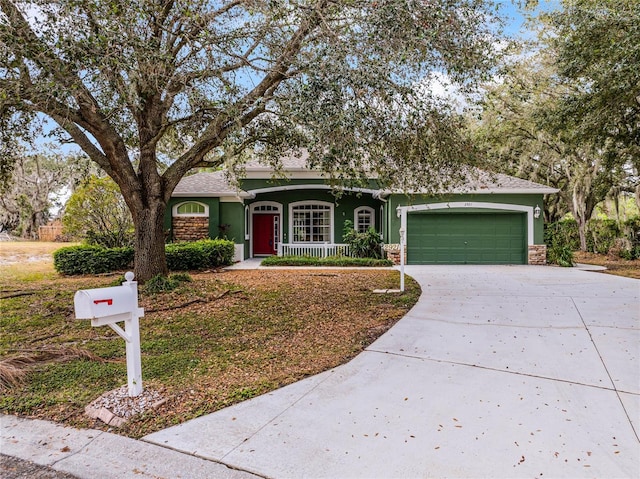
0, 255, 420, 438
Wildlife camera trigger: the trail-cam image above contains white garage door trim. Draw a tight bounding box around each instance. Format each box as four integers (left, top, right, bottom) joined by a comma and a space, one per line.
397, 202, 534, 245
396, 202, 535, 292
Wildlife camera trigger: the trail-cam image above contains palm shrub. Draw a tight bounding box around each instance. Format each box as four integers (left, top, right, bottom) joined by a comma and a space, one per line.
544, 221, 575, 267
342, 220, 383, 259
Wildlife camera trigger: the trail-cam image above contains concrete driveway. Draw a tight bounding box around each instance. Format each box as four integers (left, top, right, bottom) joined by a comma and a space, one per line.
144, 265, 640, 478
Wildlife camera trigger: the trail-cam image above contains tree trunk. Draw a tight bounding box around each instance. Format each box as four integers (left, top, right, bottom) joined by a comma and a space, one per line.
577, 216, 588, 252
132, 200, 168, 282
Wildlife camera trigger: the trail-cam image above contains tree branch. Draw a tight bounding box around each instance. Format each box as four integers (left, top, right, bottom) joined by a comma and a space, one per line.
164, 0, 331, 189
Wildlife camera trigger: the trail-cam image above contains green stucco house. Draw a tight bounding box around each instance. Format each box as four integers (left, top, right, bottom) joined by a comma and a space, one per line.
166, 154, 556, 265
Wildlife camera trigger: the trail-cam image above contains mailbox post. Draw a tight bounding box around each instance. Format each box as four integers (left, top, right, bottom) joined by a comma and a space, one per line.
74, 272, 144, 397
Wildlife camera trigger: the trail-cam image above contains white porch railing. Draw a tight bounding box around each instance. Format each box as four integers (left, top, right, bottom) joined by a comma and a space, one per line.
278, 243, 351, 258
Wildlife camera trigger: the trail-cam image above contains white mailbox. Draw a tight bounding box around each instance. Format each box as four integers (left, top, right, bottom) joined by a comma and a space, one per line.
74, 286, 136, 326
74, 272, 144, 397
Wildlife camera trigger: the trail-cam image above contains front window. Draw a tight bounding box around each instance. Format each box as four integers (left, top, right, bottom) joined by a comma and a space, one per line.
355, 206, 375, 233
291, 203, 332, 243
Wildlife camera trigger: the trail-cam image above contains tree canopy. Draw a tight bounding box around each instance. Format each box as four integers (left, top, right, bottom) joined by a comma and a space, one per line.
471, 0, 637, 250
0, 0, 502, 279
548, 0, 640, 172
472, 48, 622, 250
63, 175, 134, 248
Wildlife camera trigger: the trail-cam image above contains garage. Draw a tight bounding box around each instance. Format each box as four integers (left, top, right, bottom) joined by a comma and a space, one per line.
407, 212, 527, 265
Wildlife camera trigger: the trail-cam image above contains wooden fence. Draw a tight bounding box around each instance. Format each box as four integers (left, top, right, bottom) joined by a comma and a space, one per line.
38, 223, 63, 241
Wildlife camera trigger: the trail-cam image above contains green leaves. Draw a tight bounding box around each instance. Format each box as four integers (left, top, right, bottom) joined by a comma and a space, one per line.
549, 0, 640, 169
62, 175, 134, 247
1, 0, 504, 278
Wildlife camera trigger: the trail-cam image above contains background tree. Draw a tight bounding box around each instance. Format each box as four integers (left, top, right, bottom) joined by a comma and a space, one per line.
547, 0, 640, 206
0, 0, 501, 280
0, 151, 91, 238
472, 48, 622, 250
63, 175, 134, 248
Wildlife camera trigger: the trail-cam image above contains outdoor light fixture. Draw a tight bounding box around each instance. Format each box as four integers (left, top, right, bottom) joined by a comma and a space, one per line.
534, 205, 541, 219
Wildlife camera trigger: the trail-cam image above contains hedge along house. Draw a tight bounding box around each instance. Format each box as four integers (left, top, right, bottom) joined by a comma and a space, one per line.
166, 154, 557, 265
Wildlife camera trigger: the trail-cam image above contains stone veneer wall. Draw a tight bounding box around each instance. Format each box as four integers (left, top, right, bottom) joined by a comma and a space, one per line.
383, 243, 407, 265
172, 216, 209, 241
527, 244, 547, 265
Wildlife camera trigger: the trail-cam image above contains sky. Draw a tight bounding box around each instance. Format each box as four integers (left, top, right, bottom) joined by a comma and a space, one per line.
497, 0, 563, 38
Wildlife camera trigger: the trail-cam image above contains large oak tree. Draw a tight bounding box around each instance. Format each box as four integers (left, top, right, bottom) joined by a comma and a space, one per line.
1, 0, 501, 280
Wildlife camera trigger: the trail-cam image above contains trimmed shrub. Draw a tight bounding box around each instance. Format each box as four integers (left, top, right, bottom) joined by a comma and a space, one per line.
54, 239, 234, 275
261, 255, 319, 266
320, 256, 393, 267
53, 245, 134, 275
165, 242, 208, 271
261, 255, 393, 267
165, 239, 235, 271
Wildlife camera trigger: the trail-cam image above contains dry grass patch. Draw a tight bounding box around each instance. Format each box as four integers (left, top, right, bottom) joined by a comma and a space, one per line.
574, 251, 640, 279
0, 241, 78, 281
0, 268, 420, 438
0, 241, 76, 261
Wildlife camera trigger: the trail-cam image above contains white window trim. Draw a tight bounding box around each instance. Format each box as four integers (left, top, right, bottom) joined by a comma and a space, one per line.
249, 201, 283, 258
251, 201, 282, 214
354, 206, 375, 233
173, 201, 209, 217
289, 200, 334, 244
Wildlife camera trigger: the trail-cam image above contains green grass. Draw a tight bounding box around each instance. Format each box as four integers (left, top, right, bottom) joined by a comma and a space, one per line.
0, 267, 420, 438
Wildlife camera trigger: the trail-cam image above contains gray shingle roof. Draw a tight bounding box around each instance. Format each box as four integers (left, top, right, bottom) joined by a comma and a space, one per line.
445, 168, 557, 194
172, 163, 557, 197
172, 170, 247, 197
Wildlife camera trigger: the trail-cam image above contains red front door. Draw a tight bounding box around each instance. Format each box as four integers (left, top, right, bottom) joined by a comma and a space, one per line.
253, 214, 277, 255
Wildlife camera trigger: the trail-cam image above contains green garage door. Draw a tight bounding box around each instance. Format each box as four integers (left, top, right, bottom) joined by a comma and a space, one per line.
407, 212, 526, 264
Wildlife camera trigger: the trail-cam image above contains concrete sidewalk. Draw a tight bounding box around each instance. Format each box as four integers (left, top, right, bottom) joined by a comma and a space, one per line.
0, 414, 260, 479
144, 265, 639, 478
2, 265, 639, 478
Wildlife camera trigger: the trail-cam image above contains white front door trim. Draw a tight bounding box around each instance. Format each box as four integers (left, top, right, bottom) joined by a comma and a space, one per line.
249, 201, 283, 258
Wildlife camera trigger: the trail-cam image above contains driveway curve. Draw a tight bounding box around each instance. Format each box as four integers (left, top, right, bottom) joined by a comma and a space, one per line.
144, 265, 640, 479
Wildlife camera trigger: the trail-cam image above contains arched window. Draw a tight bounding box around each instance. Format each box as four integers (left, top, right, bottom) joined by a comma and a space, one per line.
354, 206, 375, 233
173, 201, 208, 216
